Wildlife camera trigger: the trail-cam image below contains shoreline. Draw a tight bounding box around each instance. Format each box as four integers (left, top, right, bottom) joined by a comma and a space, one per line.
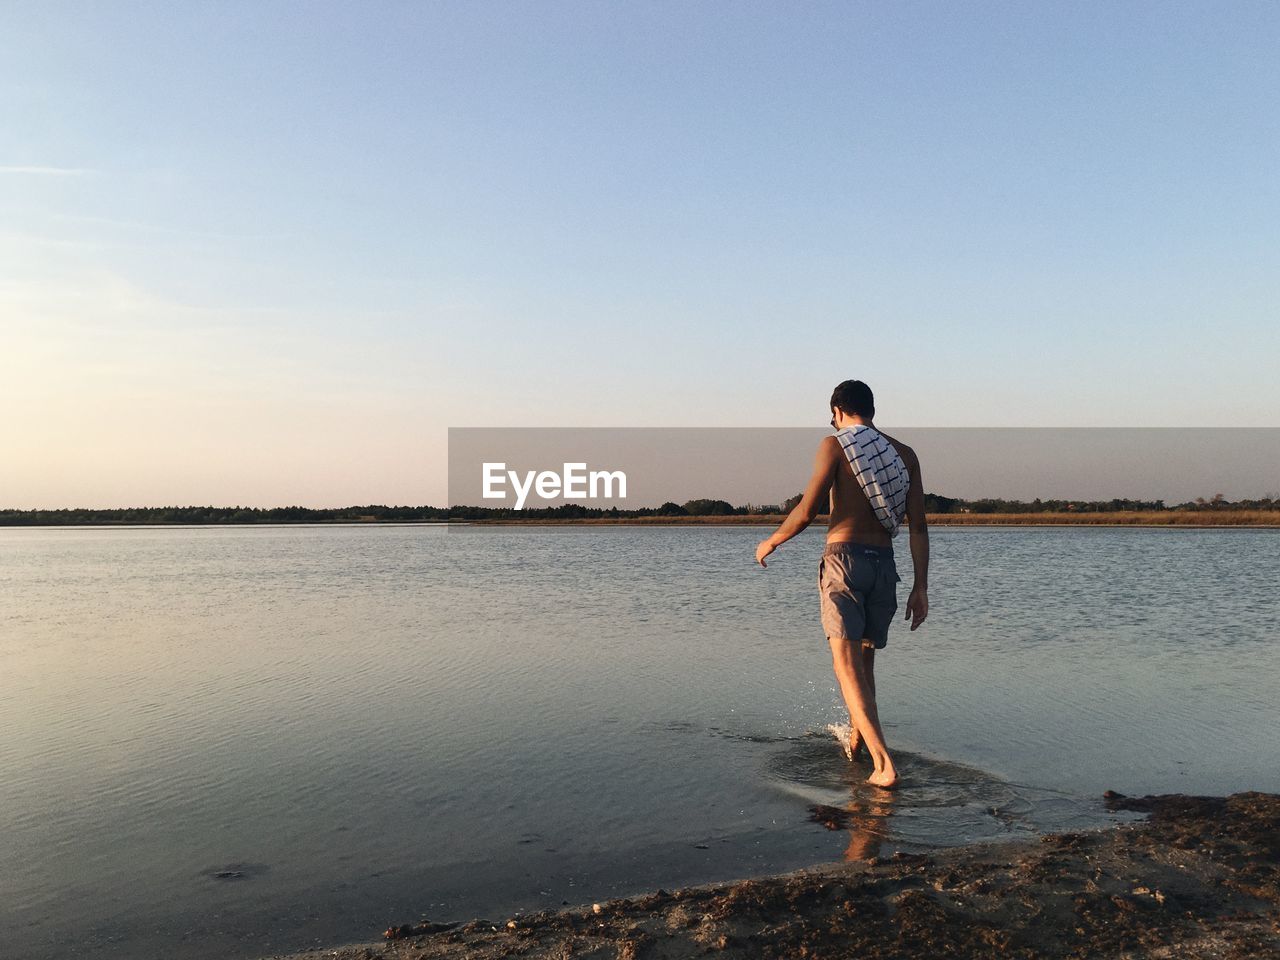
4, 513, 1280, 529
265, 789, 1280, 960
465, 514, 1280, 528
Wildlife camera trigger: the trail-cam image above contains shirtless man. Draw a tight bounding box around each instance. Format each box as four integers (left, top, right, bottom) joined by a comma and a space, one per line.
755, 380, 929, 789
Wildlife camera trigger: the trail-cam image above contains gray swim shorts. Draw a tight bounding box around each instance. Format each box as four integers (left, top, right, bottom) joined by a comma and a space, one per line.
819, 541, 902, 649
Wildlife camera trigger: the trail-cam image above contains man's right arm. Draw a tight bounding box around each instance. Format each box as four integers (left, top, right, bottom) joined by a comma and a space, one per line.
755, 437, 839, 567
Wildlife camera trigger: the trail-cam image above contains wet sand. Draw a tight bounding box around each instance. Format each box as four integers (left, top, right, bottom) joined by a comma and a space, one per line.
264, 789, 1279, 960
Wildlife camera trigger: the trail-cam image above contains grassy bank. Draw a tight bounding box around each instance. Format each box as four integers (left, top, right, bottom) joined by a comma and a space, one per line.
473, 510, 1280, 527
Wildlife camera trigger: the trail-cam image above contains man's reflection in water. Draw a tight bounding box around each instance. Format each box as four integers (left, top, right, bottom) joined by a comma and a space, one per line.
808, 788, 896, 861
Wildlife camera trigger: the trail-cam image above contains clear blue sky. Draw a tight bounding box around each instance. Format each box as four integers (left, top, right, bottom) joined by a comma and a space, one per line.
2, 2, 1277, 507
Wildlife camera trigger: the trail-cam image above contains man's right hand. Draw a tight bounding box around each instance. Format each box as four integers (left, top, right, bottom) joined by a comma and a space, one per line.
755, 538, 776, 568
905, 586, 928, 630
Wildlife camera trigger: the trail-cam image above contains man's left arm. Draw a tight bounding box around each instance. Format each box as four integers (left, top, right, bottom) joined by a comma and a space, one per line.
902, 448, 929, 629
755, 438, 838, 567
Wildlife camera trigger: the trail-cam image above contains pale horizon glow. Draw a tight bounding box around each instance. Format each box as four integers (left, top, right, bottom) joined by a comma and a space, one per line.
2, 2, 1278, 509
0, 165, 94, 176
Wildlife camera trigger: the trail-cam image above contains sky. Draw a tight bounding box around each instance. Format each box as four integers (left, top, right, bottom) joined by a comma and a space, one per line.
2, 1, 1277, 508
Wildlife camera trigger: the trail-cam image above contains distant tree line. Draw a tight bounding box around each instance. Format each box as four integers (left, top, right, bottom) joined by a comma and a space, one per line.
925, 494, 1280, 514
1, 493, 1277, 525
0, 505, 451, 526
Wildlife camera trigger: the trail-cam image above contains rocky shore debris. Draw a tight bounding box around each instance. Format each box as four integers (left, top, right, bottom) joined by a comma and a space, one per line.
383, 920, 460, 940
283, 789, 1280, 959
808, 803, 854, 830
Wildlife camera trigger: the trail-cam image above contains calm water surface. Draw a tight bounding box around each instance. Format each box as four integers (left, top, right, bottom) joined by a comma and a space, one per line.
1, 525, 1277, 959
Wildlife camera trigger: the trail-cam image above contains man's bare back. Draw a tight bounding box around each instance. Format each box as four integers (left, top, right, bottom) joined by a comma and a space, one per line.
827, 430, 918, 547
756, 427, 928, 600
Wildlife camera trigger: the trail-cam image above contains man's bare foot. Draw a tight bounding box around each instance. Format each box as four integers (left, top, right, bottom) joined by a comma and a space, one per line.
866, 767, 899, 789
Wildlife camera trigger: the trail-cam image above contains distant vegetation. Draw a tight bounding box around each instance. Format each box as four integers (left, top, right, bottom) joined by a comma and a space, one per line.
2, 493, 1277, 525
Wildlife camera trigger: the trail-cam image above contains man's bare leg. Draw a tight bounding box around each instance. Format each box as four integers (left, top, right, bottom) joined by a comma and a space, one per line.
848, 642, 876, 760
828, 635, 898, 788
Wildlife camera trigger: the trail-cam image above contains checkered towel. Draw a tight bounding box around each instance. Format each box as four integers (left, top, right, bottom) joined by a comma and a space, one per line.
835, 425, 911, 537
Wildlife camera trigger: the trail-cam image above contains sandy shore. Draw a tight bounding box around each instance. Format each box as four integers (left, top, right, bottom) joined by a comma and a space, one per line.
263, 789, 1279, 960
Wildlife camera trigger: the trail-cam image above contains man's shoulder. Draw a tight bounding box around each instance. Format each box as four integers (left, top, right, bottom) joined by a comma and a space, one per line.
817, 434, 843, 459
877, 430, 918, 467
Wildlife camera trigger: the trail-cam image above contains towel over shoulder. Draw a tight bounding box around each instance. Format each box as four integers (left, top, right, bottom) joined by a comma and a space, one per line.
834, 425, 911, 537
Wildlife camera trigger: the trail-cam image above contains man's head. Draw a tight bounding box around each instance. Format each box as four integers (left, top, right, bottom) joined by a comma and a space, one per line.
830, 380, 875, 427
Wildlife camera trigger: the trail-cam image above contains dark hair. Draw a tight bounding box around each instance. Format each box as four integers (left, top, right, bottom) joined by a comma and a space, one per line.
830, 380, 875, 419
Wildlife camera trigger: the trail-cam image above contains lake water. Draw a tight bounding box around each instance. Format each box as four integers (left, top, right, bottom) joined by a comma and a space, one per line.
1, 524, 1277, 959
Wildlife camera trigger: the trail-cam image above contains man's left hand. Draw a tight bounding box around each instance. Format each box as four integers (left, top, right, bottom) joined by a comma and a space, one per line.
905, 586, 929, 630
